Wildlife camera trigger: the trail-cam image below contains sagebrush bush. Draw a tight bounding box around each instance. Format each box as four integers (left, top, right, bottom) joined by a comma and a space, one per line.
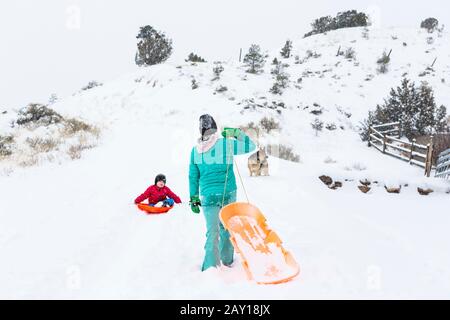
16, 104, 63, 127
259, 117, 280, 133
345, 47, 356, 60
191, 79, 199, 90
239, 122, 260, 143
81, 81, 102, 91
266, 144, 300, 163
215, 85, 228, 93
324, 156, 337, 164
241, 122, 258, 131
0, 135, 14, 157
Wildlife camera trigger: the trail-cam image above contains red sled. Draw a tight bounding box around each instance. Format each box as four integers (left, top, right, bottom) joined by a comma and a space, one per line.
136, 203, 174, 215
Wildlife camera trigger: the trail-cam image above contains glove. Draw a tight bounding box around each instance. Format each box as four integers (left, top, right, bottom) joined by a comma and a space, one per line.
189, 195, 201, 214
222, 128, 241, 139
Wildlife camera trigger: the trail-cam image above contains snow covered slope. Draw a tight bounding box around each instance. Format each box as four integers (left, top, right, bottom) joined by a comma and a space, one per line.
1, 26, 449, 299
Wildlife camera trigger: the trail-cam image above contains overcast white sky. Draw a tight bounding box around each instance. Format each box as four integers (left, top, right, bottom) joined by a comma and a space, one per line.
0, 0, 449, 109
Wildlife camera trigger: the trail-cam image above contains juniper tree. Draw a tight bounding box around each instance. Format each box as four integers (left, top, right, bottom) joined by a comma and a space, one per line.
415, 83, 436, 135
311, 118, 324, 136
421, 18, 439, 33
212, 62, 224, 80
280, 40, 293, 59
359, 111, 377, 141
270, 62, 290, 95
243, 44, 266, 74
186, 53, 206, 63
363, 78, 448, 140
335, 10, 368, 29
435, 105, 448, 132
304, 10, 368, 37
376, 50, 391, 74
391, 78, 417, 137
135, 25, 173, 66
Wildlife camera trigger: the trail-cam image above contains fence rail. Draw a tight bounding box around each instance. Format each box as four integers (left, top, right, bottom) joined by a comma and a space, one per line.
368, 122, 434, 177
435, 148, 450, 179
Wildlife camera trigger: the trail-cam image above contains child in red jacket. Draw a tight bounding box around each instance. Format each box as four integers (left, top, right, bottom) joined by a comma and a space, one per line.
134, 174, 182, 207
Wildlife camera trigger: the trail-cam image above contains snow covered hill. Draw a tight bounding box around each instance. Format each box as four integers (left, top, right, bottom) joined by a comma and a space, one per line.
1, 26, 450, 299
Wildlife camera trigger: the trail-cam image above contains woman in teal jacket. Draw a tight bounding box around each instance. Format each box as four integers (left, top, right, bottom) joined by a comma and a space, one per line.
189, 114, 256, 271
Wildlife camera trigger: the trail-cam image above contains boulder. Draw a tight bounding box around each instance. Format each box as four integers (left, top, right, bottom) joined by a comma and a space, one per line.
385, 185, 401, 194
417, 187, 434, 196
358, 185, 371, 194
319, 175, 333, 186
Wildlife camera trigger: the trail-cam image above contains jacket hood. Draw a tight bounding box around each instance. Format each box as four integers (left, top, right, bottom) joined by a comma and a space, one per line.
196, 132, 220, 154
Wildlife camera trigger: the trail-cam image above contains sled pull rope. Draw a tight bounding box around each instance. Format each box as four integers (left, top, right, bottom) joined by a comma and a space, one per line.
222, 138, 250, 208
234, 158, 250, 203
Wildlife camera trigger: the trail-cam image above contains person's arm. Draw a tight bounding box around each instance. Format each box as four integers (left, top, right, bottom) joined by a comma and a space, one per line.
134, 187, 151, 204
189, 148, 200, 197
165, 187, 182, 204
232, 130, 256, 155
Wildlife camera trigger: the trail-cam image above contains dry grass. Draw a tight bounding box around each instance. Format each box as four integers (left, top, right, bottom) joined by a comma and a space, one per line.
67, 144, 93, 160
67, 135, 96, 160
63, 118, 100, 138
17, 155, 39, 168
26, 137, 59, 153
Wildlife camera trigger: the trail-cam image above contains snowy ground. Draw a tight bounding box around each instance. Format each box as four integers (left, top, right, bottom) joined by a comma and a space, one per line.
1, 109, 449, 299
1, 26, 450, 299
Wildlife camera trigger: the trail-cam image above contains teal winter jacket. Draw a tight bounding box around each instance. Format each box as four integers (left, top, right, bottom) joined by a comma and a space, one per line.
189, 131, 256, 206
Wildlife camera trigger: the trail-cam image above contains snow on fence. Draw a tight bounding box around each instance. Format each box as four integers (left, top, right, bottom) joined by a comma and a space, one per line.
435, 148, 450, 179
368, 122, 434, 177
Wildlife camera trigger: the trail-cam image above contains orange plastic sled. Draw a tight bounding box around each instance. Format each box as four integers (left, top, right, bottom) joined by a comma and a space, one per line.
220, 202, 300, 285
136, 203, 174, 215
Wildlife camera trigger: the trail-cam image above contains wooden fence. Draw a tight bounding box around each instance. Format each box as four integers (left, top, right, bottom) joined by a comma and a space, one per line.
368, 122, 434, 177
435, 148, 450, 179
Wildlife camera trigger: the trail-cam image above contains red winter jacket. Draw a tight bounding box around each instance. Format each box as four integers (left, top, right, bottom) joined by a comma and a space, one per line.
134, 185, 182, 205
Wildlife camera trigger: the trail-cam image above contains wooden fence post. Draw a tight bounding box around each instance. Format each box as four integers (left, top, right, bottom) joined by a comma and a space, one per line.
398, 121, 402, 139
368, 126, 372, 147
425, 135, 434, 177
409, 138, 416, 163
431, 57, 437, 68
382, 134, 387, 153
387, 49, 393, 58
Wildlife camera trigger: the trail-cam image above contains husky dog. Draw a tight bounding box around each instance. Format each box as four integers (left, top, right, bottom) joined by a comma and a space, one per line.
248, 147, 269, 176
